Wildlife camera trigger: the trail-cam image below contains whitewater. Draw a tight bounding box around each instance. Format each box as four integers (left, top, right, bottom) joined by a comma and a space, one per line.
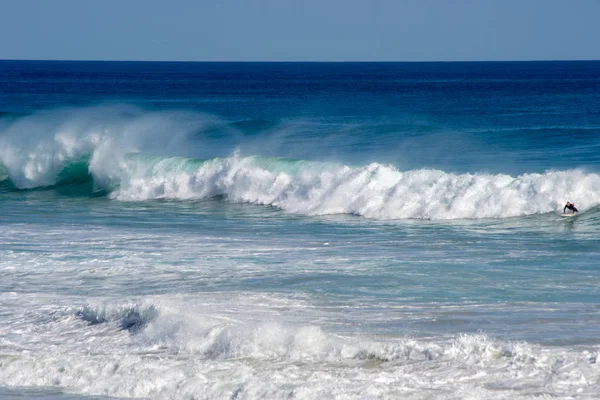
1, 60, 600, 399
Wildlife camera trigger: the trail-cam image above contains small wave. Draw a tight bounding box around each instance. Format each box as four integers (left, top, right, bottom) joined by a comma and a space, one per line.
1, 295, 599, 399
71, 302, 537, 365
145, 317, 527, 365
2, 314, 598, 399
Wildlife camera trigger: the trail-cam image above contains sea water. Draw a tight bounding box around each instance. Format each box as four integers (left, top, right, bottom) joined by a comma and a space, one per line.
1, 61, 600, 399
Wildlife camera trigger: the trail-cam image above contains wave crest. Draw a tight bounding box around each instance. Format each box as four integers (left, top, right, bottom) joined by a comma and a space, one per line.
110, 154, 600, 220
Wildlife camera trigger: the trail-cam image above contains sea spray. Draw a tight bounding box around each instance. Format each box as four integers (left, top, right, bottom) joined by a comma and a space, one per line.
0, 105, 221, 189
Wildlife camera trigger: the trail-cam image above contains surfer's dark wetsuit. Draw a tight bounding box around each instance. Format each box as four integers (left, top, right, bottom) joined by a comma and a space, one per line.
564, 203, 578, 213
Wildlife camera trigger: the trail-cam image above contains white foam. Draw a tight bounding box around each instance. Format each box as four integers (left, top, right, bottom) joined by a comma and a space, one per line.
111, 153, 600, 220
0, 296, 598, 399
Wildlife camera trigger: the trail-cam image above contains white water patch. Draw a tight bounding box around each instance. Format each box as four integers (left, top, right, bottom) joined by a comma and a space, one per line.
0, 295, 598, 399
111, 153, 600, 220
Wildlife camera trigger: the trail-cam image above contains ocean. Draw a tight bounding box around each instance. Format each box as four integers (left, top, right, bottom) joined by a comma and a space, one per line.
1, 60, 599, 399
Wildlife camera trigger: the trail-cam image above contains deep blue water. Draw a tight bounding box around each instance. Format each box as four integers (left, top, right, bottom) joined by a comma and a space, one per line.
2, 60, 600, 173
1, 61, 600, 399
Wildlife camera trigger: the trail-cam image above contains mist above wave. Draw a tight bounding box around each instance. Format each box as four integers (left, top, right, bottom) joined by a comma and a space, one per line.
0, 105, 217, 189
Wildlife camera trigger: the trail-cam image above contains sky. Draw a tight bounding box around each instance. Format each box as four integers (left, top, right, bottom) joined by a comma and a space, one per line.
1, 0, 599, 62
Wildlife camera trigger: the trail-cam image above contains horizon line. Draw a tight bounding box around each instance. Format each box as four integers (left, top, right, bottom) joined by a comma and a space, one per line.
1, 58, 599, 64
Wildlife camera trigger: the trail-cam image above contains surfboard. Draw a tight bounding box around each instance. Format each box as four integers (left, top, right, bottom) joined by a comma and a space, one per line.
560, 213, 577, 217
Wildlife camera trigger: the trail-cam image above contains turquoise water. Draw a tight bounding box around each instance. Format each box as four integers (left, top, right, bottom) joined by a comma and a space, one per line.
1, 61, 600, 399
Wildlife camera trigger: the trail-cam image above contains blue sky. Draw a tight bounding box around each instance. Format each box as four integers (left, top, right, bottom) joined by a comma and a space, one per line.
1, 0, 599, 61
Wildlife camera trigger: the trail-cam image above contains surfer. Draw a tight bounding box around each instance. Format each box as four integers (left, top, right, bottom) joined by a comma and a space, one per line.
563, 201, 578, 214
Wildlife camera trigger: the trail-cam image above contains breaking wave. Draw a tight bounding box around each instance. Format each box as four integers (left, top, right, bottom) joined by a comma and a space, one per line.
2, 106, 599, 219
107, 154, 600, 219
